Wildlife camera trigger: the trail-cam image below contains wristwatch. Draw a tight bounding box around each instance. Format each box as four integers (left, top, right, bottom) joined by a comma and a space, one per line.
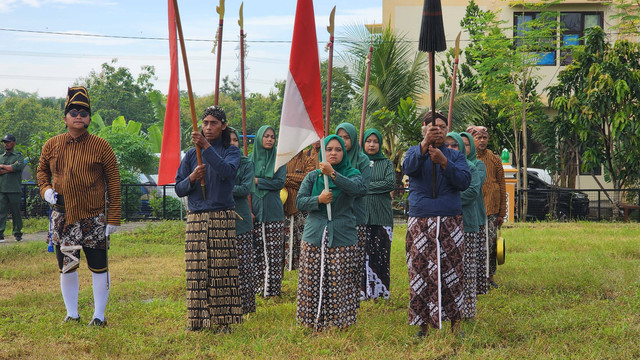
330, 171, 337, 180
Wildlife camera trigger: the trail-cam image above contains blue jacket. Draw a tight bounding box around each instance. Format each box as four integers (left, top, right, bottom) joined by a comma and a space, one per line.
175, 138, 241, 212
402, 144, 471, 218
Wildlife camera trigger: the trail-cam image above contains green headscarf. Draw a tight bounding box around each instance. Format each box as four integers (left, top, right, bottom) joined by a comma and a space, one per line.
362, 128, 387, 161
311, 135, 361, 213
446, 131, 475, 170
460, 132, 481, 167
249, 125, 277, 198
228, 127, 249, 160
335, 122, 370, 171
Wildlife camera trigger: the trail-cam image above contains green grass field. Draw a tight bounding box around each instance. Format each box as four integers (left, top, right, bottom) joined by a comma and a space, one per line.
1, 221, 639, 359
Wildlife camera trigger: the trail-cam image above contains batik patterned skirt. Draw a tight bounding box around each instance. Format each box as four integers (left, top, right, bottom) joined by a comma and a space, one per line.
487, 214, 498, 277
361, 225, 393, 300
236, 230, 255, 314
253, 220, 285, 297
185, 210, 243, 330
476, 224, 488, 295
284, 211, 306, 271
461, 231, 480, 318
49, 210, 107, 273
297, 228, 359, 331
406, 215, 465, 329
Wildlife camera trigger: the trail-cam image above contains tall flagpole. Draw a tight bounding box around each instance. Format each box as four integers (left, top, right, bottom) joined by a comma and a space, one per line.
322, 6, 336, 221
172, 0, 205, 197
359, 43, 373, 146
214, 0, 225, 105
239, 3, 248, 156
447, 32, 461, 132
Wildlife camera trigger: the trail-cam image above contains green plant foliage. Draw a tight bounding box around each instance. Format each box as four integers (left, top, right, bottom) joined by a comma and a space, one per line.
149, 195, 185, 219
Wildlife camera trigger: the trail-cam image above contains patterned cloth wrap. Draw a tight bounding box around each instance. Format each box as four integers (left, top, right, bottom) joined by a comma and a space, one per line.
49, 210, 106, 273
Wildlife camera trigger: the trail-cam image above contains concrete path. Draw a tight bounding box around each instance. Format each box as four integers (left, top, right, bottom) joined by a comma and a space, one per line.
0, 221, 159, 247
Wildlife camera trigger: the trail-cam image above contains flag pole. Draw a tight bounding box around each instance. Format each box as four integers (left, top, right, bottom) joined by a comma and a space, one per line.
214, 0, 225, 105
447, 32, 461, 132
172, 0, 205, 197
321, 7, 336, 221
359, 43, 373, 147
239, 3, 248, 156
323, 6, 336, 137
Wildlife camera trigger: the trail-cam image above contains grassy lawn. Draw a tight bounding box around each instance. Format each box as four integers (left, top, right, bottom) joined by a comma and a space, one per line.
1, 221, 639, 359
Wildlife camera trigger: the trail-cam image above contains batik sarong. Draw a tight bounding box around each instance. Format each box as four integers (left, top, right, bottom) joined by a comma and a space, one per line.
297, 228, 359, 331
461, 231, 479, 318
476, 224, 488, 295
406, 215, 465, 329
253, 220, 284, 297
361, 225, 393, 300
283, 211, 305, 271
49, 210, 107, 273
236, 231, 255, 314
185, 210, 243, 330
487, 214, 498, 277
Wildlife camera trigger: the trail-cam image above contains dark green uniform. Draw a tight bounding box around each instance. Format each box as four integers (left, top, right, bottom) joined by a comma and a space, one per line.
0, 150, 25, 240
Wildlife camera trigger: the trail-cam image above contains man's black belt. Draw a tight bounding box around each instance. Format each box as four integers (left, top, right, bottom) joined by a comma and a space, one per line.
52, 194, 65, 213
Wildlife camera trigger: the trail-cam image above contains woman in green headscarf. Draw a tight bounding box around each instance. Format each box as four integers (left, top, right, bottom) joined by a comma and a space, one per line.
295, 135, 363, 331
229, 128, 256, 314
249, 125, 287, 298
445, 131, 487, 320
361, 128, 395, 301
335, 123, 370, 304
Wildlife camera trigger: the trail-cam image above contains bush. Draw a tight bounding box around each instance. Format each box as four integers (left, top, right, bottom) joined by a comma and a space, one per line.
149, 195, 185, 219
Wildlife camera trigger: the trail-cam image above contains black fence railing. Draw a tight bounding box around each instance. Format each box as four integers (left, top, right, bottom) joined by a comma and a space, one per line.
18, 184, 640, 222
19, 183, 187, 221
391, 187, 640, 222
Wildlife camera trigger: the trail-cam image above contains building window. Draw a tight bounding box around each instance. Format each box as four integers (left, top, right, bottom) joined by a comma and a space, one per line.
513, 11, 603, 66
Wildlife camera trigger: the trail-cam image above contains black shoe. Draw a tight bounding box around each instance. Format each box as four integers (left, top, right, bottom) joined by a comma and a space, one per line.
0, 237, 4, 243
63, 315, 80, 323
15, 236, 22, 242
414, 330, 427, 339
88, 318, 107, 327
489, 280, 499, 289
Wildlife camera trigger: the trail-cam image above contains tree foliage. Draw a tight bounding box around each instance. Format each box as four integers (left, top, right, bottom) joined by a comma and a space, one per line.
546, 27, 640, 192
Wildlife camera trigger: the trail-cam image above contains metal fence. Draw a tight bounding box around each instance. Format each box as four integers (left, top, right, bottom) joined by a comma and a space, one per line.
18, 184, 640, 223
19, 183, 187, 220
391, 187, 640, 222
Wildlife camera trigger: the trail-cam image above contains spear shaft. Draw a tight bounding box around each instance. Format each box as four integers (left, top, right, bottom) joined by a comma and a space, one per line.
172, 0, 205, 197
447, 32, 461, 132
359, 45, 373, 146
239, 3, 248, 156
214, 0, 225, 105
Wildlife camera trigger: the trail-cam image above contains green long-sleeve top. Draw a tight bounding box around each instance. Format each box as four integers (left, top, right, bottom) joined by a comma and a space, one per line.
251, 164, 286, 223
365, 158, 395, 227
461, 162, 487, 233
233, 157, 254, 235
354, 160, 371, 225
296, 170, 364, 248
0, 150, 25, 193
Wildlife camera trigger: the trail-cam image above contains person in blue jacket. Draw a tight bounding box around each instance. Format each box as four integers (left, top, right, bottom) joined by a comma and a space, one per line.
175, 106, 242, 332
402, 112, 470, 337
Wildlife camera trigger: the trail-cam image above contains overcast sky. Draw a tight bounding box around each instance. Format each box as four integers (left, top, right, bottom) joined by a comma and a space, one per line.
0, 0, 382, 98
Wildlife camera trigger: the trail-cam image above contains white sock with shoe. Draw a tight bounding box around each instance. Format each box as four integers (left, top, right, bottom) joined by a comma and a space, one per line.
60, 271, 80, 318
91, 271, 110, 321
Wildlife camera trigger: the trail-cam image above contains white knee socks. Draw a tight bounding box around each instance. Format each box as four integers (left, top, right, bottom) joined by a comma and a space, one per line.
92, 271, 110, 321
60, 271, 79, 318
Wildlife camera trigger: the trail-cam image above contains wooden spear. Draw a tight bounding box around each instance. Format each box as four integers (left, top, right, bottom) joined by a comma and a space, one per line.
323, 6, 336, 137
172, 0, 205, 197
214, 0, 225, 105
359, 43, 373, 147
446, 32, 461, 133
239, 2, 248, 156
418, 0, 447, 198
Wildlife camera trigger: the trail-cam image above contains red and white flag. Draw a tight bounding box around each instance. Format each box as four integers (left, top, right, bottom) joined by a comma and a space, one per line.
274, 0, 324, 171
157, 0, 181, 185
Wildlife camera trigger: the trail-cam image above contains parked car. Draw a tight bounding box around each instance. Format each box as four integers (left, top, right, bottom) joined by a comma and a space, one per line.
513, 171, 589, 221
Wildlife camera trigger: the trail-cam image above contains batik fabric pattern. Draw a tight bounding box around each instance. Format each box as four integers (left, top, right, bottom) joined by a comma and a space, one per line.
49, 210, 106, 273
253, 220, 285, 297
236, 230, 255, 314
476, 224, 488, 295
185, 209, 243, 330
406, 215, 465, 329
297, 229, 359, 331
461, 231, 479, 318
362, 225, 393, 300
487, 214, 498, 277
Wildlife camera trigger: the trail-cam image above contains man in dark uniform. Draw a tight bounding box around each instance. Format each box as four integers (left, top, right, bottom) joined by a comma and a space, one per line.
0, 134, 25, 242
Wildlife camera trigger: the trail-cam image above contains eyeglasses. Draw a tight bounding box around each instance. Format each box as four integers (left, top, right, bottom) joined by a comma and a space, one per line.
68, 110, 90, 118
444, 142, 459, 148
